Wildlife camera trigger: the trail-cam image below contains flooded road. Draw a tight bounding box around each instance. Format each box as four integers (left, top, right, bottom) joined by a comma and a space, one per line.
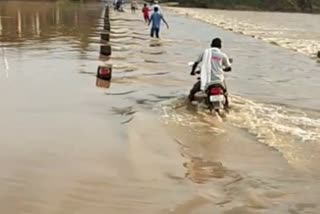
0, 1, 320, 213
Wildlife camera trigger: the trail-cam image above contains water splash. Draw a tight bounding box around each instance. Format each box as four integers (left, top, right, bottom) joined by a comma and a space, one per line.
227, 96, 320, 168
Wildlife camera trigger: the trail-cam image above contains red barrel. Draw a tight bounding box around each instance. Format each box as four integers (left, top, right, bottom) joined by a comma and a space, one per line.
97, 65, 112, 80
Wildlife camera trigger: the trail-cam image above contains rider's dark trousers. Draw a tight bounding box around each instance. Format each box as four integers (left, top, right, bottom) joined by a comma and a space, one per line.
188, 80, 201, 101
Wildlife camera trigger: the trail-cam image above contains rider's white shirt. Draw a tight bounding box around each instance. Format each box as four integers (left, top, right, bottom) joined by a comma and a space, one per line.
196, 48, 231, 90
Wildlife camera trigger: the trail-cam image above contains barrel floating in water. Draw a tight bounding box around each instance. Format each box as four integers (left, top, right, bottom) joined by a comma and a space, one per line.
104, 23, 111, 31
104, 17, 110, 24
105, 6, 109, 18
97, 65, 112, 80
101, 33, 110, 42
100, 45, 111, 56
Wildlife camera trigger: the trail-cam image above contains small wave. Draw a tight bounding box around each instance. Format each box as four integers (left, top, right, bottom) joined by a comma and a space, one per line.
110, 34, 131, 39
131, 36, 147, 40
228, 96, 320, 142
112, 46, 130, 52
143, 72, 169, 76
227, 96, 320, 167
144, 59, 161, 64
111, 63, 137, 72
156, 94, 320, 169
132, 32, 149, 36
156, 96, 226, 135
110, 55, 127, 60
140, 50, 166, 55
111, 28, 129, 34
111, 106, 135, 115
121, 116, 135, 124
106, 90, 136, 95
110, 37, 132, 43
150, 94, 177, 100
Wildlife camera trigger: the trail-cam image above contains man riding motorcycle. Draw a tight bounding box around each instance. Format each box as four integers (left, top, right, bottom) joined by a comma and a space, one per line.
189, 38, 232, 107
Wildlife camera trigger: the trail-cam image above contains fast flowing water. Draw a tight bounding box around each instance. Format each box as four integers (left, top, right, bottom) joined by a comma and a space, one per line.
169, 7, 320, 58
0, 1, 320, 213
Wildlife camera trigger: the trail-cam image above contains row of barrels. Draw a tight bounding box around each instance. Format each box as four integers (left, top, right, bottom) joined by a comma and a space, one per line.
98, 5, 112, 81
101, 5, 111, 56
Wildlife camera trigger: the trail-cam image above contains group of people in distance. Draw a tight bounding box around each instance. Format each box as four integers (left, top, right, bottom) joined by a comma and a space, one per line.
141, 1, 169, 38
113, 0, 168, 38
113, 0, 124, 11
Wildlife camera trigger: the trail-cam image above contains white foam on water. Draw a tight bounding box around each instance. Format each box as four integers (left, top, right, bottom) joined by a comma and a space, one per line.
168, 7, 320, 58
156, 94, 320, 169
227, 95, 320, 166
229, 96, 320, 142
156, 97, 226, 135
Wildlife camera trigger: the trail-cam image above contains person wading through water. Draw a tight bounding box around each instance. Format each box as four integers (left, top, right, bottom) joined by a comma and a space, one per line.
142, 3, 150, 22
148, 7, 169, 38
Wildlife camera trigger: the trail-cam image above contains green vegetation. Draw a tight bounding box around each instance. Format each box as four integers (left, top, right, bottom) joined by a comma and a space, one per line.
164, 0, 320, 12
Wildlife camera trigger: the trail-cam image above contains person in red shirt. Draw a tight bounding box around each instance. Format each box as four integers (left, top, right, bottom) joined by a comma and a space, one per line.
142, 4, 150, 23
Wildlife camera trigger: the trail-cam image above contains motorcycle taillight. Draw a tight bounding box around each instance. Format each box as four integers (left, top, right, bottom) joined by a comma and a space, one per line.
210, 87, 223, 95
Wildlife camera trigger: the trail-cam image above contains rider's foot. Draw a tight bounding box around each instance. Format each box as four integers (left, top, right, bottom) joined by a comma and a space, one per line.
224, 104, 230, 113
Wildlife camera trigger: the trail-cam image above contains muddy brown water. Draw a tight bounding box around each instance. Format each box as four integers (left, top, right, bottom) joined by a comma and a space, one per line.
0, 1, 320, 213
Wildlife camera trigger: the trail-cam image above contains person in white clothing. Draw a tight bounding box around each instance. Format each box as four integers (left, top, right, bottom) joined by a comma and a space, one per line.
113, 0, 117, 9
189, 38, 232, 106
151, 1, 163, 14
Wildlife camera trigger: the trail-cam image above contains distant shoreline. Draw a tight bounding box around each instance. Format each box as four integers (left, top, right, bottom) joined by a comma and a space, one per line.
161, 1, 320, 14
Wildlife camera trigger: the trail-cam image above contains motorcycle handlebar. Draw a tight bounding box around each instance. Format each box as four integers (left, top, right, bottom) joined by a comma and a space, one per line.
190, 58, 233, 75
190, 70, 201, 76
192, 69, 231, 75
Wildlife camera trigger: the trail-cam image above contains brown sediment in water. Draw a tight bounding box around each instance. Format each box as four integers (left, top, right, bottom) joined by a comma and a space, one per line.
1, 1, 320, 213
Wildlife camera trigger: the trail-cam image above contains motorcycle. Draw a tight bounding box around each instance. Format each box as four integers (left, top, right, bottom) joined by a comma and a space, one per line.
188, 60, 232, 116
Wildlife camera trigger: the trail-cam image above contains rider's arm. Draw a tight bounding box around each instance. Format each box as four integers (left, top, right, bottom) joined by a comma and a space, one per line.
222, 53, 232, 72
191, 53, 203, 75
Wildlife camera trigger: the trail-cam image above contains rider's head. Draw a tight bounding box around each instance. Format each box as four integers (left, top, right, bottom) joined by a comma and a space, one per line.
154, 7, 159, 12
211, 38, 222, 49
